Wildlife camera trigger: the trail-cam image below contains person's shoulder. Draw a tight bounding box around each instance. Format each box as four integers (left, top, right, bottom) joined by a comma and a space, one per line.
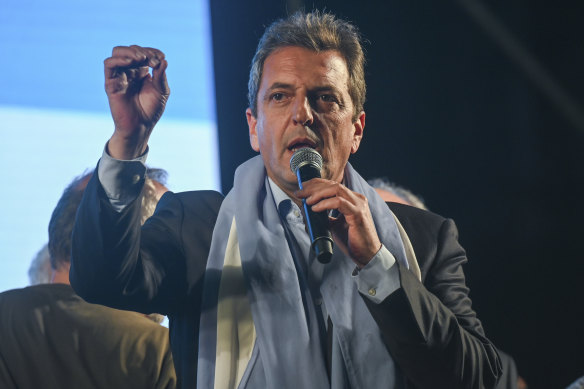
386, 202, 461, 249
387, 202, 447, 229
176, 190, 224, 204
0, 283, 62, 299
0, 284, 73, 312
386, 203, 464, 273
154, 190, 223, 227
94, 306, 168, 330
0, 286, 27, 307
158, 190, 223, 211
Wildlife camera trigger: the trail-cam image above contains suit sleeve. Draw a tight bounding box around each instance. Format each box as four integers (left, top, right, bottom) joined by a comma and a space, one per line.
70, 171, 221, 316
363, 215, 502, 389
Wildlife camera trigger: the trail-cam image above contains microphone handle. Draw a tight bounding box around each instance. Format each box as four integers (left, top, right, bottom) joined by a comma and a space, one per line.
296, 166, 334, 264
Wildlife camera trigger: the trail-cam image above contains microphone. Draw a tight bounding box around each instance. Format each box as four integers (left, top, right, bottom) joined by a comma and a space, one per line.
290, 148, 334, 264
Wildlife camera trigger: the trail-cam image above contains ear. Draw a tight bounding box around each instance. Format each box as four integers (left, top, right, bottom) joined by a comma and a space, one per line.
246, 108, 260, 152
350, 111, 365, 154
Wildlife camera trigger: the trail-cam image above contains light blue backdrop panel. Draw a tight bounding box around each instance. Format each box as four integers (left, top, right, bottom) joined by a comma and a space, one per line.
0, 0, 219, 292
0, 0, 216, 120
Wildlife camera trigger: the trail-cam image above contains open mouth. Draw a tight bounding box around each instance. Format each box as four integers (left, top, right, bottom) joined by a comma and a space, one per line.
287, 139, 318, 152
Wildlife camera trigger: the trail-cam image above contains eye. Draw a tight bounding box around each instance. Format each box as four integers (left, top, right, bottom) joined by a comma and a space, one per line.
271, 92, 285, 101
318, 94, 337, 103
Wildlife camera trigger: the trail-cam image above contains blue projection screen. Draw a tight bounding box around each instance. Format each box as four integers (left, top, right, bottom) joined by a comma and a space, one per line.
0, 0, 219, 292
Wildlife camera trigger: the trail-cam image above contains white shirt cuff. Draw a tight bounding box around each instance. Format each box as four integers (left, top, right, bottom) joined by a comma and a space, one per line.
97, 143, 148, 212
352, 244, 401, 304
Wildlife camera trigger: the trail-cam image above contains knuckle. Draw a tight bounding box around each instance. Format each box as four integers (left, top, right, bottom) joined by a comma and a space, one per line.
112, 45, 128, 55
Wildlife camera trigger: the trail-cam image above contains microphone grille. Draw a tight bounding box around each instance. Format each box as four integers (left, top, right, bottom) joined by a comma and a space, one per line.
290, 147, 323, 173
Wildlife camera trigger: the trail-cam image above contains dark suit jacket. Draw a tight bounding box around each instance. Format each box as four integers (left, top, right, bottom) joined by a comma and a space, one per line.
71, 173, 501, 389
0, 284, 176, 389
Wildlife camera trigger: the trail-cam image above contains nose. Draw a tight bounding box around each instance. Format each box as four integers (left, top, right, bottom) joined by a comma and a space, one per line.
293, 97, 313, 127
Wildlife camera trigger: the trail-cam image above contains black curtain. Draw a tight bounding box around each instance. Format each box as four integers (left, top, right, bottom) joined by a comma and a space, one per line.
210, 1, 584, 387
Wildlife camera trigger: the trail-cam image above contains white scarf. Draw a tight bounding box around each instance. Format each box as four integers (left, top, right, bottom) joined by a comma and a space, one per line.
197, 155, 419, 388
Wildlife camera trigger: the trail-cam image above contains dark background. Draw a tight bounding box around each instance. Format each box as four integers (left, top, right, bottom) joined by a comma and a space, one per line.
210, 1, 584, 388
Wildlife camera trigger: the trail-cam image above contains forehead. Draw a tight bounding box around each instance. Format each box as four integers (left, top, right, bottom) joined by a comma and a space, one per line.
260, 46, 350, 91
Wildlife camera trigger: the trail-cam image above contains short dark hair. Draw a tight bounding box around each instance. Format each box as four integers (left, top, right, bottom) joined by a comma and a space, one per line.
248, 10, 366, 120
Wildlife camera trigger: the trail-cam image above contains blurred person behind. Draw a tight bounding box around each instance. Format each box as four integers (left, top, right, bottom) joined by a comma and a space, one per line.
566, 376, 584, 389
0, 169, 174, 389
367, 177, 427, 210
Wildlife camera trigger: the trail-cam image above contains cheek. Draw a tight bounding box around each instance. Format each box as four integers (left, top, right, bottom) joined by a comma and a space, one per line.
259, 128, 276, 151
256, 118, 270, 143
331, 112, 354, 135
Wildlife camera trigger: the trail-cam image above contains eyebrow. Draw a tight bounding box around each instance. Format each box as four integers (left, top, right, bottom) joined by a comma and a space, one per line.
266, 82, 295, 92
266, 83, 342, 95
310, 85, 342, 95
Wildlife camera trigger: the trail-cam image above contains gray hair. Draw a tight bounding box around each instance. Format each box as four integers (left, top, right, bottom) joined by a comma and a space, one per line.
141, 167, 168, 225
48, 171, 93, 271
248, 10, 366, 120
367, 177, 428, 210
28, 244, 52, 285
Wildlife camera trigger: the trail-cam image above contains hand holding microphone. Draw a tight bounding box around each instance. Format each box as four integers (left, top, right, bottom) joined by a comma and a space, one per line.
291, 147, 383, 268
290, 148, 334, 264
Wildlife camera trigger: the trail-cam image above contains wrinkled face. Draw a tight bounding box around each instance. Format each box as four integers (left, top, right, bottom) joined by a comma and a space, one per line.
247, 46, 365, 197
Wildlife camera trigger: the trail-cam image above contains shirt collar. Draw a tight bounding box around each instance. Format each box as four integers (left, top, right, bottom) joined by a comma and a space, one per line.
267, 177, 304, 224
267, 177, 294, 207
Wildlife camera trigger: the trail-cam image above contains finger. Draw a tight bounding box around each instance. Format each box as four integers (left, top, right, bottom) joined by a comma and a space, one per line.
306, 185, 370, 226
300, 180, 355, 206
106, 45, 164, 79
151, 58, 170, 96
125, 68, 140, 80
122, 66, 150, 82
294, 178, 335, 200
328, 216, 350, 251
113, 45, 149, 62
110, 46, 168, 95
328, 210, 380, 266
104, 70, 128, 95
104, 56, 141, 79
310, 194, 359, 216
111, 45, 150, 66
139, 46, 166, 68
138, 66, 150, 79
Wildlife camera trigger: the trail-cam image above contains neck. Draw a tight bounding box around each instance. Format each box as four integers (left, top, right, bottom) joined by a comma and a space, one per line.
50, 264, 71, 285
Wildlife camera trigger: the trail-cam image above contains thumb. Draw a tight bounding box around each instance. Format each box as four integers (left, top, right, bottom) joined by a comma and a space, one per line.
328, 216, 349, 254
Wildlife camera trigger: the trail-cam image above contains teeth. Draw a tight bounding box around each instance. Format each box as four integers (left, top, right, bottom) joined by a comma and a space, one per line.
290, 145, 313, 151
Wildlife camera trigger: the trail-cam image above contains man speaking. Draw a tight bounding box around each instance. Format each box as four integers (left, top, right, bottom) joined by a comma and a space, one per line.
71, 11, 501, 389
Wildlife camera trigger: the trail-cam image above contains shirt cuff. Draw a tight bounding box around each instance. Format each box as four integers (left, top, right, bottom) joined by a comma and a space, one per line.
352, 244, 401, 304
97, 143, 148, 212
